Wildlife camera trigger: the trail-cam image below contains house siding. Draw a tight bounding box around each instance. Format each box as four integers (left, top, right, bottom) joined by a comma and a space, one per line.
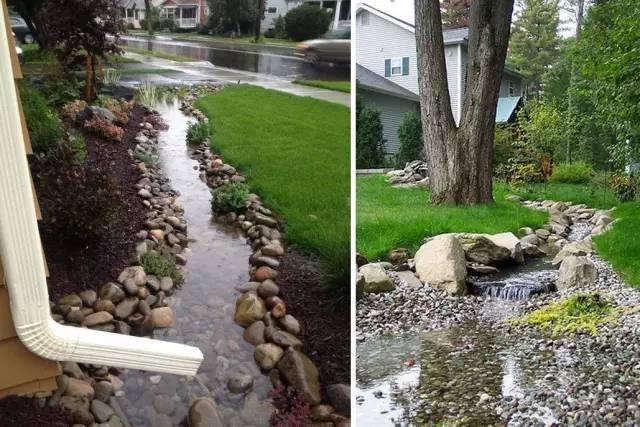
356, 10, 461, 122
499, 71, 524, 97
359, 88, 420, 156
263, 0, 301, 31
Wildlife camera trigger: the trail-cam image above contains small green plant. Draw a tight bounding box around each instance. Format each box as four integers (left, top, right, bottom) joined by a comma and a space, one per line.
18, 81, 62, 154
135, 81, 159, 107
103, 68, 122, 85
68, 131, 87, 163
140, 250, 183, 285
211, 182, 250, 214
395, 111, 424, 167
186, 121, 210, 146
549, 161, 595, 184
134, 150, 157, 167
513, 292, 617, 335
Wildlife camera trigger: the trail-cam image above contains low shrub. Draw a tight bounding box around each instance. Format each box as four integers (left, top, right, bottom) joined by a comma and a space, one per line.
41, 74, 82, 108
513, 292, 616, 335
140, 250, 183, 285
186, 121, 210, 146
61, 99, 88, 122
18, 81, 62, 154
356, 98, 385, 168
549, 161, 594, 184
284, 4, 331, 41
274, 15, 287, 39
32, 142, 119, 240
100, 97, 133, 125
160, 17, 176, 32
211, 182, 250, 214
269, 385, 310, 427
395, 111, 423, 167
84, 116, 124, 142
610, 174, 639, 202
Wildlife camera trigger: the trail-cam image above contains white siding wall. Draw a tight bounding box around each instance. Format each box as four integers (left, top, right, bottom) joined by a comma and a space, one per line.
356, 10, 461, 122
263, 0, 301, 31
359, 89, 420, 156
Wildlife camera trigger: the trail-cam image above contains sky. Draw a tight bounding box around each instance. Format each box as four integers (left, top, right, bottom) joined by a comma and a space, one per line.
355, 0, 581, 37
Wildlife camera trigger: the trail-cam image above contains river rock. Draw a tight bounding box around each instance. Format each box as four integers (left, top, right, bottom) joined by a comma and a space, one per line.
395, 270, 423, 289
262, 243, 284, 257
257, 280, 279, 298
278, 314, 301, 336
327, 384, 351, 417
115, 297, 139, 320
455, 233, 512, 265
65, 309, 85, 324
78, 290, 97, 307
188, 398, 224, 427
99, 282, 125, 304
388, 248, 410, 265
520, 233, 540, 246
415, 235, 467, 295
59, 294, 82, 307
151, 307, 175, 328
159, 277, 174, 292
82, 311, 113, 327
522, 242, 546, 258
228, 372, 254, 394
254, 343, 284, 370
234, 292, 267, 327
243, 320, 266, 345
90, 399, 114, 423
552, 239, 593, 267
557, 255, 598, 290
359, 264, 394, 294
253, 266, 278, 281
65, 378, 94, 400
271, 330, 303, 349
93, 381, 113, 402
94, 299, 116, 314
122, 278, 138, 296
277, 348, 321, 405
118, 266, 147, 286
487, 232, 524, 263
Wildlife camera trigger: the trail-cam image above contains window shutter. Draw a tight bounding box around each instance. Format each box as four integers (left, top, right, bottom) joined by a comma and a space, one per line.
402, 57, 410, 76
385, 59, 391, 77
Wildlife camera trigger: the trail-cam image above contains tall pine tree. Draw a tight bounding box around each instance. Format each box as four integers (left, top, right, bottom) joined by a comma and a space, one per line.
508, 0, 561, 97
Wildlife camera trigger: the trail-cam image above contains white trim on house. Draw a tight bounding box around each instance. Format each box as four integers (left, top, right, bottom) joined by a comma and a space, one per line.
0, 13, 203, 376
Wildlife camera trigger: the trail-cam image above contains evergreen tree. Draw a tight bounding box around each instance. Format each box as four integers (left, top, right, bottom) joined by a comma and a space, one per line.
508, 0, 561, 97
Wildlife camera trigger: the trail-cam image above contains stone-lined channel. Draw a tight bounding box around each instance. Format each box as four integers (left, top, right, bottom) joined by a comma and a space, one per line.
115, 98, 273, 426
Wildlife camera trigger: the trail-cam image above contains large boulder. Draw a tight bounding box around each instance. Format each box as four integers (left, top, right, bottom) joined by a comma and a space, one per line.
551, 239, 593, 267
486, 232, 524, 264
455, 234, 511, 265
414, 235, 467, 295
276, 348, 321, 405
358, 264, 394, 294
556, 255, 598, 290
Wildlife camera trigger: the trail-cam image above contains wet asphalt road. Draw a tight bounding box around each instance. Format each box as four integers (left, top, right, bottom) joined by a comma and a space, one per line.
119, 36, 350, 82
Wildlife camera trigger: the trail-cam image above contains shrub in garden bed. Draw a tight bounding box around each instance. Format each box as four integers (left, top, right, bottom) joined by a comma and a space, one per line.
61, 99, 88, 122
186, 121, 210, 146
18, 81, 62, 154
550, 161, 595, 184
83, 115, 124, 142
140, 250, 183, 285
31, 142, 120, 240
211, 182, 250, 214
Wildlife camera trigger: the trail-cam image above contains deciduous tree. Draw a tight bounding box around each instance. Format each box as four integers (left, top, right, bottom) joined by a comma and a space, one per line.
440, 0, 472, 29
415, 0, 515, 204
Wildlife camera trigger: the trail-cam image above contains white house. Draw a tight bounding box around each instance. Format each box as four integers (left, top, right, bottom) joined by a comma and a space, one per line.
158, 0, 209, 29
262, 0, 351, 33
356, 3, 526, 156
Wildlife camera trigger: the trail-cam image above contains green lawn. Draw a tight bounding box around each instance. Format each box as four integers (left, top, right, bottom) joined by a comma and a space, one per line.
594, 202, 640, 287
357, 175, 548, 260
196, 85, 350, 294
293, 80, 351, 93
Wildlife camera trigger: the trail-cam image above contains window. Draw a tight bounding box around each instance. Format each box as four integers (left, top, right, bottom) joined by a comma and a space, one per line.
508, 80, 515, 96
390, 58, 402, 76
385, 57, 409, 77
360, 11, 369, 25
267, 7, 277, 13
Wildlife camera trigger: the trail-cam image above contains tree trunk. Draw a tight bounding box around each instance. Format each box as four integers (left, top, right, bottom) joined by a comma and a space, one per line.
254, 0, 264, 42
145, 0, 153, 35
415, 0, 514, 205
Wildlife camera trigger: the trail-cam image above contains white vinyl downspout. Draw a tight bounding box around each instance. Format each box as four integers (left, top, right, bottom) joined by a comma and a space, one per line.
0, 18, 203, 375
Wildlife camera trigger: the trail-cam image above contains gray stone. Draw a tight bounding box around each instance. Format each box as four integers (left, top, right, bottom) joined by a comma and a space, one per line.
93, 381, 113, 402
188, 398, 225, 427
327, 383, 350, 416
415, 235, 467, 295
78, 290, 97, 307
455, 233, 512, 265
99, 283, 125, 304
278, 315, 301, 336
228, 372, 254, 394
254, 343, 284, 370
59, 294, 83, 307
122, 279, 138, 296
359, 264, 394, 294
395, 270, 423, 289
243, 321, 265, 345
257, 279, 279, 298
276, 348, 321, 405
159, 277, 174, 292
90, 399, 114, 423
82, 311, 113, 327
271, 330, 303, 350
557, 256, 598, 290
114, 297, 139, 320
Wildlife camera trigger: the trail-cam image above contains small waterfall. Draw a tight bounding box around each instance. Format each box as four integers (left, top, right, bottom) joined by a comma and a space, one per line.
567, 221, 593, 242
470, 269, 557, 301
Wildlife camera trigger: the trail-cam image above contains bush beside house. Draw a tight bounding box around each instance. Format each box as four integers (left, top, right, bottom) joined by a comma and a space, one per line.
284, 4, 331, 41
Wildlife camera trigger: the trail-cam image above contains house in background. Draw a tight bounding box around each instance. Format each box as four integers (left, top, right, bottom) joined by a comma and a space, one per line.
159, 0, 209, 29
262, 0, 351, 33
356, 3, 526, 158
120, 0, 146, 28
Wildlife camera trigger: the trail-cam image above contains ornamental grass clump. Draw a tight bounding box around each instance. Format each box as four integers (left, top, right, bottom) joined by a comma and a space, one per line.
140, 250, 184, 285
210, 182, 250, 214
186, 121, 210, 146
513, 292, 617, 335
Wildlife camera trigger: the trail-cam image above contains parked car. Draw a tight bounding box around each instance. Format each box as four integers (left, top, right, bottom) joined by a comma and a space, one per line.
10, 15, 34, 44
13, 32, 24, 65
295, 29, 350, 65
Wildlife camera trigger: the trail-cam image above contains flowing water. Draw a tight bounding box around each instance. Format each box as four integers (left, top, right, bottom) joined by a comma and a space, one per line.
357, 222, 596, 426
115, 99, 272, 427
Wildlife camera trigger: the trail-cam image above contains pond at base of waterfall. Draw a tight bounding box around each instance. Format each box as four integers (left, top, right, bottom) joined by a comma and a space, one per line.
114, 98, 273, 427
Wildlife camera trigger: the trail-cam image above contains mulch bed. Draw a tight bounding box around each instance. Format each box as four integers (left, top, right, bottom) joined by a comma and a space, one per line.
32, 106, 150, 300
276, 248, 351, 392
0, 396, 70, 426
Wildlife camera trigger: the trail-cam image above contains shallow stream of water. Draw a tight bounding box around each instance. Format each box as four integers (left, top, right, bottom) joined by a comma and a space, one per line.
115, 99, 272, 427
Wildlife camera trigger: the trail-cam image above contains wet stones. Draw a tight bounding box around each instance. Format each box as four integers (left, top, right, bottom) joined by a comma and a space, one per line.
227, 372, 254, 394
82, 311, 113, 327
277, 348, 322, 405
150, 307, 175, 328
254, 343, 284, 370
257, 279, 279, 299
243, 320, 266, 345
234, 292, 267, 327
188, 397, 225, 427
114, 297, 139, 320
99, 282, 125, 304
253, 266, 278, 281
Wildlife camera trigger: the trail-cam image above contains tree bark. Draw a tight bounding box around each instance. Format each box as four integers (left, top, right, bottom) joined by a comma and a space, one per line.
144, 0, 153, 35
254, 0, 264, 41
415, 0, 514, 205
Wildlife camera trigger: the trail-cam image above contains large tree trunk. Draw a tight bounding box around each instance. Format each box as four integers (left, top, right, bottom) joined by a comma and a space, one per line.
144, 0, 153, 35
254, 0, 263, 41
415, 0, 514, 205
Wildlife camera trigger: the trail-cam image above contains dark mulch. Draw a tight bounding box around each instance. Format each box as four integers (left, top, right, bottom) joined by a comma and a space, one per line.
276, 248, 351, 392
0, 396, 70, 426
33, 106, 150, 300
